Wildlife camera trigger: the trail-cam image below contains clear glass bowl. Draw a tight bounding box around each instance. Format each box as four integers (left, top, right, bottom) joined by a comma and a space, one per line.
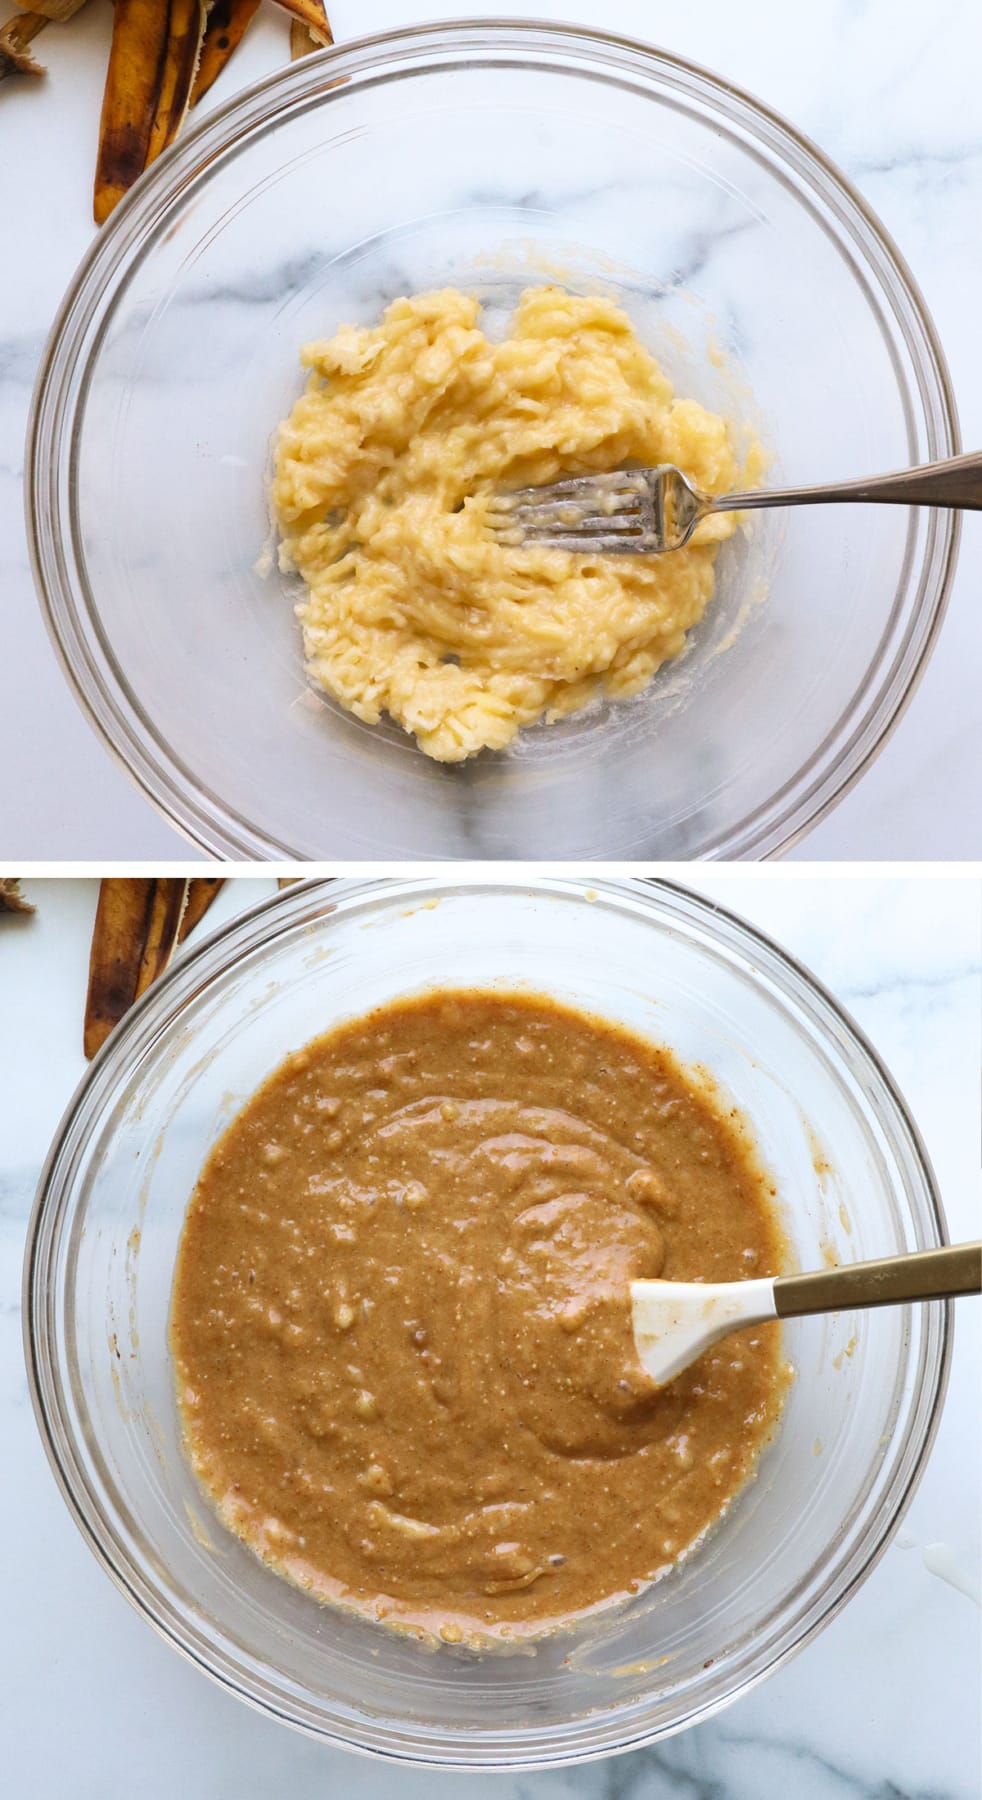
27, 22, 958, 860
25, 878, 950, 1767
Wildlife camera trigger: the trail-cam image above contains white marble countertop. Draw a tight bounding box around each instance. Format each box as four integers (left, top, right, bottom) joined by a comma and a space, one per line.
1, 0, 981, 860
1, 873, 979, 1796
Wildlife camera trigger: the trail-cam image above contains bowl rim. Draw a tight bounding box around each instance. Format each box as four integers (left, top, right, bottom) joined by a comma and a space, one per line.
23, 875, 953, 1768
25, 16, 961, 862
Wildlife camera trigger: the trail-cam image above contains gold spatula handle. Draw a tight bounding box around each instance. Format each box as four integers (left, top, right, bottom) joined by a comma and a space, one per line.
774, 1241, 982, 1318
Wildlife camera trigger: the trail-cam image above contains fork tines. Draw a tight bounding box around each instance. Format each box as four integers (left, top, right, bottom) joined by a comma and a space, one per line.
488, 470, 648, 549
489, 471, 646, 513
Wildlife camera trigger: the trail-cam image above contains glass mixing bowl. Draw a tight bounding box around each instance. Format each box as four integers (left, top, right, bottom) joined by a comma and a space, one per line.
25, 878, 950, 1767
27, 22, 958, 859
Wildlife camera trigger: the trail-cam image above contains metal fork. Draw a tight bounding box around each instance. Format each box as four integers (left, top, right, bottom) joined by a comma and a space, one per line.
486, 450, 982, 555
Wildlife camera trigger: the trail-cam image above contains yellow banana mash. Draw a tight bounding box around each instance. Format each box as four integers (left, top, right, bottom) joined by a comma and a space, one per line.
271, 286, 741, 762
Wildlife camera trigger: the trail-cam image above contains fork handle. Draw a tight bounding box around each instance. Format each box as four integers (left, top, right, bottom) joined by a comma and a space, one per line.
715, 449, 982, 514
774, 1241, 982, 1319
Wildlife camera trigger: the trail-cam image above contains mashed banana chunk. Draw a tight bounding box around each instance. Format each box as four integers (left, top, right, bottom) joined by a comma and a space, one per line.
271, 286, 741, 762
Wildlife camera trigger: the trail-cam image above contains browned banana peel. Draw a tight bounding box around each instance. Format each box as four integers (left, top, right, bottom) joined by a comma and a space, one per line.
289, 19, 314, 59
1, 10, 49, 77
189, 0, 260, 106
84, 878, 189, 1058
177, 877, 225, 941
0, 877, 35, 914
272, 0, 332, 48
94, 0, 207, 224
146, 0, 208, 165
0, 11, 45, 74
15, 0, 91, 17
289, 0, 330, 61
1, 0, 90, 79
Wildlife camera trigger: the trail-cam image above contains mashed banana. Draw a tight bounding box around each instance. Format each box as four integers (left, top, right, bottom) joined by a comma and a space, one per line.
271, 286, 742, 761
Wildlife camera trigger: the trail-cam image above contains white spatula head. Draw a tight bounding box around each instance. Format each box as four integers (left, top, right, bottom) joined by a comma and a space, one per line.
631, 1277, 778, 1388
632, 1243, 982, 1388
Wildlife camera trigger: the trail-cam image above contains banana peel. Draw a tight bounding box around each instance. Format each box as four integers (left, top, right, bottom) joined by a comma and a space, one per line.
189, 0, 260, 106
94, 0, 207, 224
14, 0, 334, 211
289, 19, 313, 59
0, 0, 89, 80
146, 0, 207, 165
84, 878, 189, 1058
14, 0, 91, 16
177, 877, 225, 940
0, 12, 47, 76
289, 0, 331, 60
0, 877, 35, 913
273, 0, 331, 47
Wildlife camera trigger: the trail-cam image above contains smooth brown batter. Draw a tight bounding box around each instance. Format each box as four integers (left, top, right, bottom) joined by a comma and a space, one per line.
170, 992, 788, 1643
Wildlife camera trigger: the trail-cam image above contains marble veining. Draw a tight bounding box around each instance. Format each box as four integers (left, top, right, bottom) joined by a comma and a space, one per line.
1, 0, 981, 856
0, 876, 978, 1796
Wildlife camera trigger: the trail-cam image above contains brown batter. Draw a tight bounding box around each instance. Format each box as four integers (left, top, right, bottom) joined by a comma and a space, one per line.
170, 992, 788, 1643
